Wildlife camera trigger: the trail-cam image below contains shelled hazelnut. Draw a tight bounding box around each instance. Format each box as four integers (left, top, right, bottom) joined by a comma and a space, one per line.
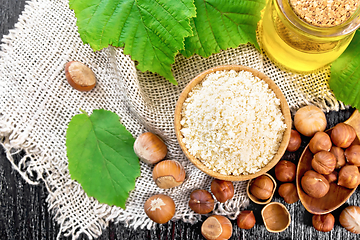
249, 175, 274, 200
301, 170, 330, 198
312, 213, 335, 232
311, 151, 336, 175
330, 146, 346, 169
294, 106, 327, 137
189, 189, 214, 214
287, 129, 302, 152
309, 131, 332, 154
331, 123, 356, 148
344, 145, 360, 166
210, 179, 234, 203
278, 183, 299, 204
337, 165, 360, 189
237, 210, 256, 229
324, 171, 338, 183
275, 160, 296, 182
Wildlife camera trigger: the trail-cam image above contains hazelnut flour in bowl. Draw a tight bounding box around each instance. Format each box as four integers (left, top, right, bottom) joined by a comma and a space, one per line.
174, 65, 292, 181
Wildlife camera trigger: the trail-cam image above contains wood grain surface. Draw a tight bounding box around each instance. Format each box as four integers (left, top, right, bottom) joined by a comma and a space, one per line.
1, 1, 360, 239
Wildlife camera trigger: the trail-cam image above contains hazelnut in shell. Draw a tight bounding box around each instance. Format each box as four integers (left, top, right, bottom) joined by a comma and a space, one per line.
294, 105, 327, 137
144, 194, 175, 224
201, 215, 232, 240
337, 165, 360, 189
65, 61, 96, 91
134, 132, 167, 164
278, 183, 299, 204
152, 160, 185, 189
189, 189, 214, 214
210, 179, 234, 203
237, 210, 256, 229
301, 170, 330, 198
275, 160, 296, 182
339, 206, 360, 234
330, 146, 346, 169
331, 123, 356, 148
309, 131, 332, 154
287, 129, 302, 152
344, 145, 360, 166
311, 151, 336, 175
312, 213, 335, 232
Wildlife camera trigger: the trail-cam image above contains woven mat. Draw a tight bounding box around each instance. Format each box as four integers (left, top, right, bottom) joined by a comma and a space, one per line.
0, 0, 345, 239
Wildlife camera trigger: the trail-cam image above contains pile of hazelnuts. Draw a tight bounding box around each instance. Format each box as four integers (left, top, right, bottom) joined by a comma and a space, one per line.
133, 132, 237, 239
292, 106, 360, 233
300, 123, 360, 198
135, 130, 297, 238
245, 105, 360, 234
134, 106, 360, 238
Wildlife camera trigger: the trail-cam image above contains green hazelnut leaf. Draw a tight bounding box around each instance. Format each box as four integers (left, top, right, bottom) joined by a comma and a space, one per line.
66, 109, 140, 208
69, 0, 196, 85
330, 30, 360, 109
181, 0, 266, 58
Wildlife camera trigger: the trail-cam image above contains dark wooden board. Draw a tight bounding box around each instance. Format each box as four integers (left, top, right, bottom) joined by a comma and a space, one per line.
1, 1, 360, 239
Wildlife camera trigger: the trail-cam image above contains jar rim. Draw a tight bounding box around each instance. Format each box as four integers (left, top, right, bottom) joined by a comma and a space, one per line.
277, 0, 360, 37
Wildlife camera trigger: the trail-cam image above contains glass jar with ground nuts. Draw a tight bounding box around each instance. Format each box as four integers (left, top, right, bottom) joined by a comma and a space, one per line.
259, 0, 360, 73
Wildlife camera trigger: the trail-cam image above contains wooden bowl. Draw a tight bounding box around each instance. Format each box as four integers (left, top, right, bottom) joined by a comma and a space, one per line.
174, 65, 292, 181
296, 109, 360, 215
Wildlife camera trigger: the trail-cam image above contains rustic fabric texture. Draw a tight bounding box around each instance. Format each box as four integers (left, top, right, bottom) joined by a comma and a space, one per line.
0, 0, 344, 239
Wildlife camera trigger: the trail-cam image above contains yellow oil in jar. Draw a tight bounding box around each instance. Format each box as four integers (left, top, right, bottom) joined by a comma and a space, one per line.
260, 0, 356, 73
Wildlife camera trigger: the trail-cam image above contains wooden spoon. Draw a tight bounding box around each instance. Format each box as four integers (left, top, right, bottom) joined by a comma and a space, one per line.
296, 109, 360, 215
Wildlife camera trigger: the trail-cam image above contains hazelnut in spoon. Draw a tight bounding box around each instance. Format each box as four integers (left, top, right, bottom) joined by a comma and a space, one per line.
296, 109, 360, 215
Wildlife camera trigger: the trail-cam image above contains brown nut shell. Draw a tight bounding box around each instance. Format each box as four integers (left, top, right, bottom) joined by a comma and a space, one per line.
201, 215, 232, 240
211, 179, 234, 203
189, 189, 214, 214
144, 194, 175, 224
134, 132, 168, 164
247, 174, 276, 204
337, 165, 360, 189
312, 213, 335, 232
287, 129, 302, 152
65, 61, 96, 91
261, 202, 291, 233
311, 151, 336, 175
345, 145, 360, 166
330, 146, 346, 169
301, 170, 330, 198
309, 131, 332, 154
339, 206, 360, 234
275, 160, 296, 182
237, 210, 256, 229
278, 183, 299, 204
331, 123, 356, 148
152, 160, 185, 189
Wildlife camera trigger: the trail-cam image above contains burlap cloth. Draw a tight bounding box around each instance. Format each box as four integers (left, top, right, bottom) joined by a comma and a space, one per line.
0, 0, 346, 239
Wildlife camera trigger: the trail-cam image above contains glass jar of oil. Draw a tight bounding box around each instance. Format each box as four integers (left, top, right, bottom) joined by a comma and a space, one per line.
260, 0, 360, 73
